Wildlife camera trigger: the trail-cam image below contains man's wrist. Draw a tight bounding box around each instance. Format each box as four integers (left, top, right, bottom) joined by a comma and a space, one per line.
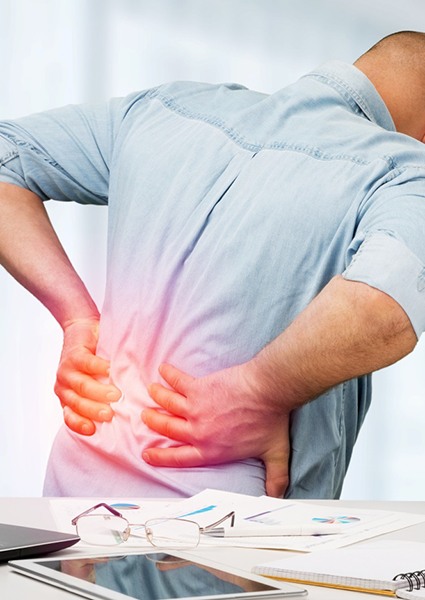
241, 350, 299, 413
61, 314, 100, 331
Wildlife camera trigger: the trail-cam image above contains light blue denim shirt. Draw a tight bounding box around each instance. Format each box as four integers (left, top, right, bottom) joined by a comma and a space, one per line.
2, 61, 425, 498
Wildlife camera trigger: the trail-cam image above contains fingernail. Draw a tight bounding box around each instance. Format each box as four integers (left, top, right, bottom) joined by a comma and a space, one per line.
142, 451, 151, 463
82, 423, 93, 435
107, 390, 120, 401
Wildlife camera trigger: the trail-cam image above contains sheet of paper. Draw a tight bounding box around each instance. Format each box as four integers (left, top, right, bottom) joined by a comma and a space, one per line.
49, 489, 425, 554
158, 489, 425, 551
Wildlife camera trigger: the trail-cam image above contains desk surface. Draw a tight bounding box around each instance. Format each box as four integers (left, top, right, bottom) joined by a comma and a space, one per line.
1, 498, 425, 599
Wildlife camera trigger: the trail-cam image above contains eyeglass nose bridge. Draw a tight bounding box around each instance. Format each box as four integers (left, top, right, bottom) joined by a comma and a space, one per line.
121, 525, 131, 542
145, 524, 154, 544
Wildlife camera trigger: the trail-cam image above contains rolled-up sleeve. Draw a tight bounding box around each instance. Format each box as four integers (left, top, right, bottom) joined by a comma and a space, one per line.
343, 231, 425, 338
343, 167, 425, 339
0, 135, 25, 188
0, 100, 123, 205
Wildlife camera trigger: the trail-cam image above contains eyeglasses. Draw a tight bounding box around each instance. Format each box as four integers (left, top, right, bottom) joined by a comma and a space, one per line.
71, 503, 235, 550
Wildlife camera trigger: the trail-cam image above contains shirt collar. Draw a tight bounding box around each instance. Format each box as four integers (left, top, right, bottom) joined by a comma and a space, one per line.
305, 60, 396, 132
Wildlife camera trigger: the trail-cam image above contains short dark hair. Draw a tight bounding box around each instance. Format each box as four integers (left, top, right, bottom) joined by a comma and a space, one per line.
360, 30, 425, 60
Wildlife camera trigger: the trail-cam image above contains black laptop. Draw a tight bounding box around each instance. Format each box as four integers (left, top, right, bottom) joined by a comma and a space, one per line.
0, 522, 80, 561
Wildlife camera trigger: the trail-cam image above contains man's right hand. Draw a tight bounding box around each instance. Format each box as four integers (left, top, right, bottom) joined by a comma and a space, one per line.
0, 183, 121, 435
55, 318, 121, 435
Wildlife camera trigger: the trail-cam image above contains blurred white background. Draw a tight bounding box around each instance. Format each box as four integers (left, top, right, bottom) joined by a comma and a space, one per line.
1, 0, 424, 498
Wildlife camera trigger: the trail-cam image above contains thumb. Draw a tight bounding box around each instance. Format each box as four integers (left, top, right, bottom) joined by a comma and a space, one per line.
264, 456, 289, 498
262, 415, 291, 498
158, 363, 195, 395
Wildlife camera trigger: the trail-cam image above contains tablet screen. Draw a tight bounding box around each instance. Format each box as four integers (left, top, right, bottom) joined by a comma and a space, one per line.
18, 552, 306, 599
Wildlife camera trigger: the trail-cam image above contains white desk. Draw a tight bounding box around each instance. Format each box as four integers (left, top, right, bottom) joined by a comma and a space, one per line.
1, 498, 425, 599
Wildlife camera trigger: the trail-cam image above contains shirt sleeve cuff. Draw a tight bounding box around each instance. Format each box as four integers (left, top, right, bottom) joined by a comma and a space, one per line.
343, 232, 425, 339
0, 134, 27, 188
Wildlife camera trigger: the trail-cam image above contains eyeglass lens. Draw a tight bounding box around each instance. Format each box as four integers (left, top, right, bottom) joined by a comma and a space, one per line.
76, 515, 200, 549
146, 518, 200, 549
76, 515, 130, 546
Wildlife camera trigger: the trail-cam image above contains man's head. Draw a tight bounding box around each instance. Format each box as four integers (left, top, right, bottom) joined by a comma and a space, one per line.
354, 31, 425, 141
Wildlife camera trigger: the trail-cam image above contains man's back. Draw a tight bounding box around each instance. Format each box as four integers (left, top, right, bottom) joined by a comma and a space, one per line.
2, 60, 425, 497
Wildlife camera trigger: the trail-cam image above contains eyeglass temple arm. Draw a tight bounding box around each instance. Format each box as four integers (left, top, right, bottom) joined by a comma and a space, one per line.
201, 511, 235, 533
71, 502, 123, 526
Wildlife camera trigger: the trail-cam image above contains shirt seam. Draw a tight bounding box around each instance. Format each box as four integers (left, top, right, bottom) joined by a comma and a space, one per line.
146, 88, 263, 153
0, 131, 63, 169
0, 149, 19, 167
346, 229, 397, 270
144, 90, 377, 166
143, 90, 425, 170
0, 131, 108, 202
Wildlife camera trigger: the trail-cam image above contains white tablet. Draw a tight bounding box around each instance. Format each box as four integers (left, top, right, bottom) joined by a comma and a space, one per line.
10, 551, 307, 600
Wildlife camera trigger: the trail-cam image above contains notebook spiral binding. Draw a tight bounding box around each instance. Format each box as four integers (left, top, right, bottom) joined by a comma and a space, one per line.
393, 571, 425, 591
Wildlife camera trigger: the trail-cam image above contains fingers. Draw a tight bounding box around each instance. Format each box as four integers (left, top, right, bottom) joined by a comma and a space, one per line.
58, 364, 116, 435
148, 381, 188, 417
141, 407, 191, 443
142, 444, 204, 468
58, 386, 115, 422
61, 317, 110, 379
58, 317, 121, 432
56, 368, 120, 405
143, 367, 201, 466
76, 352, 111, 378
63, 406, 96, 436
63, 338, 111, 379
55, 364, 120, 428
147, 362, 292, 494
56, 344, 121, 431
158, 363, 195, 395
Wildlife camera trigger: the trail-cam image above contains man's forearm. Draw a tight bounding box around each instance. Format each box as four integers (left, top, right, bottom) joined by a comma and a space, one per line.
142, 274, 416, 496
250, 275, 417, 411
0, 182, 99, 328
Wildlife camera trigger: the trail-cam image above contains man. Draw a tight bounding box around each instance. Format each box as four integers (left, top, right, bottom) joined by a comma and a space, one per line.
1, 31, 424, 499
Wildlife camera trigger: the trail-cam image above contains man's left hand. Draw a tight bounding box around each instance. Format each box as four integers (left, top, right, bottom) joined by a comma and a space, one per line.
142, 362, 290, 498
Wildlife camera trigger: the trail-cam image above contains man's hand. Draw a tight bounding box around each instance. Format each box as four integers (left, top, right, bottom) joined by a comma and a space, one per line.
55, 318, 121, 435
142, 362, 290, 498
141, 275, 418, 499
0, 183, 121, 435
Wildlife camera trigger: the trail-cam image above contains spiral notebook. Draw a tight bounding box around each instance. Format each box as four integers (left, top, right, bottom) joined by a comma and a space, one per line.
397, 590, 425, 600
252, 540, 425, 597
